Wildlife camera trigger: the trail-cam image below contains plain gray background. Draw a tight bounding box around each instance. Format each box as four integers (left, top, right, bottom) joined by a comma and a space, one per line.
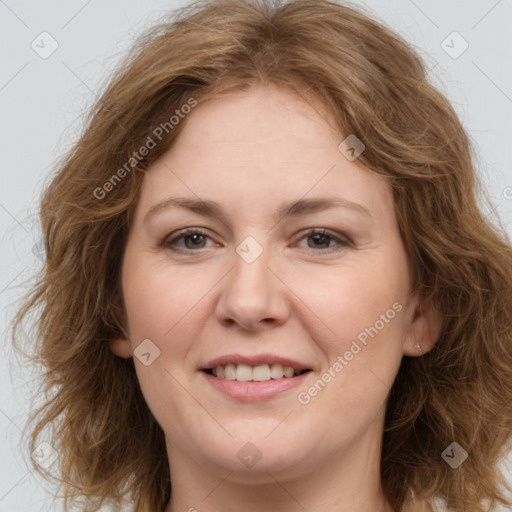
1, 0, 511, 510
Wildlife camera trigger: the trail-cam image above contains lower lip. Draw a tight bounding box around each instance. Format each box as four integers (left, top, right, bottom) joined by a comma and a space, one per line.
201, 371, 311, 401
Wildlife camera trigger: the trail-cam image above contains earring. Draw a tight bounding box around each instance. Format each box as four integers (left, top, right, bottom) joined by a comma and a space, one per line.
414, 341, 422, 354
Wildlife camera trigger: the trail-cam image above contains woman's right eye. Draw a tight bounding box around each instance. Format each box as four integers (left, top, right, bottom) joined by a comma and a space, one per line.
162, 228, 214, 252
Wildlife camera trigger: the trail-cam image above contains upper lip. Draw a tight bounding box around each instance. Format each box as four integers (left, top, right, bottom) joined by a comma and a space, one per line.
201, 354, 312, 371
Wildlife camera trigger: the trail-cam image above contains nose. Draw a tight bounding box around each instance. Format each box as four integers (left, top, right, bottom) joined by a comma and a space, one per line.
215, 238, 290, 332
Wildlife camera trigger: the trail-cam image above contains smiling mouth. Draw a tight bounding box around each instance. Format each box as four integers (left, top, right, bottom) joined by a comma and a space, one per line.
202, 363, 311, 382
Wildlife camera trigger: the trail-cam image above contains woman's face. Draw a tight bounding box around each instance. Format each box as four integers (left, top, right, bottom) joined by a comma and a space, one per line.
111, 84, 435, 483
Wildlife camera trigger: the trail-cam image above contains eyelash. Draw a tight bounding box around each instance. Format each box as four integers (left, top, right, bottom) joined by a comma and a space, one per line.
162, 227, 351, 255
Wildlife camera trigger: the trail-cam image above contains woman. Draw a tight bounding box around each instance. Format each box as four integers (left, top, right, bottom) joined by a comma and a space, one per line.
12, 0, 512, 511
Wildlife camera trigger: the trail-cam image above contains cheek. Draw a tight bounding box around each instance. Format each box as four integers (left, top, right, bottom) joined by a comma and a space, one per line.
121, 252, 210, 359
121, 255, 209, 429
293, 266, 407, 424
292, 256, 408, 349
291, 256, 410, 418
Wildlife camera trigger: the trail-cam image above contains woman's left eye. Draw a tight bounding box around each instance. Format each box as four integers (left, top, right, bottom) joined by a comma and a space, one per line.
162, 228, 350, 254
295, 229, 351, 252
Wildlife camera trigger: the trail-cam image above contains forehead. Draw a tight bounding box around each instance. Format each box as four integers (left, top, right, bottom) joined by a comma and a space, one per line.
134, 84, 393, 225
179, 84, 341, 157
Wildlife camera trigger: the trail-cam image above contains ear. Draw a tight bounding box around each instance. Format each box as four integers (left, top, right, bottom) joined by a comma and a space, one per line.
402, 291, 443, 357
109, 337, 133, 358
108, 298, 132, 358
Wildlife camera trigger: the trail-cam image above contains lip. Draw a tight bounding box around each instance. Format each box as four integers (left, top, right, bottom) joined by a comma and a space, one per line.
201, 370, 311, 401
201, 353, 311, 371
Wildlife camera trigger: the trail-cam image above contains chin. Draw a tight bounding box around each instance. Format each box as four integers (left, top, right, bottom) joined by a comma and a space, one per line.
202, 430, 314, 477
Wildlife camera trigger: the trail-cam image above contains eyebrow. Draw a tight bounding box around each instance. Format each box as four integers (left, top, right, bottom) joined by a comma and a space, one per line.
143, 196, 372, 225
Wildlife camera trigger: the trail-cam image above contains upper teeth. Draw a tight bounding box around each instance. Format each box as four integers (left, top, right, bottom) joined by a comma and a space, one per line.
212, 363, 304, 381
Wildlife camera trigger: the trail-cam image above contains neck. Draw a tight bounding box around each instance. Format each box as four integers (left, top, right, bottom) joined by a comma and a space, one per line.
163, 426, 395, 512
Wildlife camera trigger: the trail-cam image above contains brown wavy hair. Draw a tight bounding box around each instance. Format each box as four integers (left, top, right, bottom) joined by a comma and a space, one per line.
11, 0, 512, 510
